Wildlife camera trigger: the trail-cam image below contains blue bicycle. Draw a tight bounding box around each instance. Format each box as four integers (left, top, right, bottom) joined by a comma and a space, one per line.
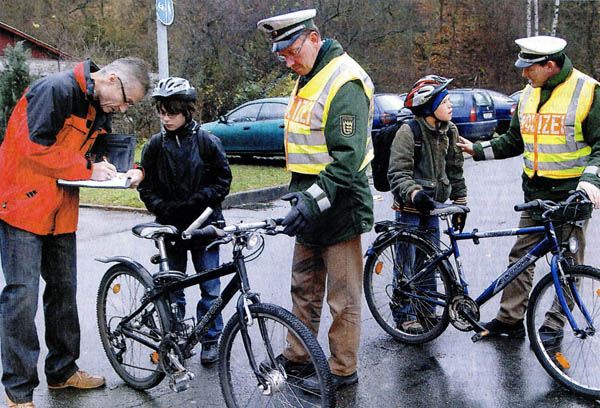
363, 190, 600, 398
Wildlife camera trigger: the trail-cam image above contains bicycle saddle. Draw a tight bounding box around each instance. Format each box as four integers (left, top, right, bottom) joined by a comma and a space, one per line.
132, 222, 179, 239
430, 202, 470, 217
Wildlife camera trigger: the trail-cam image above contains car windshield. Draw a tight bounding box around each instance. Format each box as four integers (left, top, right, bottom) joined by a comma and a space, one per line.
376, 94, 404, 112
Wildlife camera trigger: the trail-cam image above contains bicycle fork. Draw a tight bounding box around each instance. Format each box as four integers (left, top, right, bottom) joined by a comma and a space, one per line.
235, 293, 286, 396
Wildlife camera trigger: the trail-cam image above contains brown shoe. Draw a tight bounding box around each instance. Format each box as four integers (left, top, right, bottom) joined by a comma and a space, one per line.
47, 370, 105, 390
5, 395, 36, 407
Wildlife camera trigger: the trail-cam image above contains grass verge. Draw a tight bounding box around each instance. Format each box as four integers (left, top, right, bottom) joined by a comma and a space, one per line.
79, 156, 290, 208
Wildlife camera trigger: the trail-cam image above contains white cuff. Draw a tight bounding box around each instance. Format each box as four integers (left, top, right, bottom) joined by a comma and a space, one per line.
306, 183, 331, 212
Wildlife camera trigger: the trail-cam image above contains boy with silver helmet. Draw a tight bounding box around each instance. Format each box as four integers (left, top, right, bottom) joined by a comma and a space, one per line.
137, 77, 232, 364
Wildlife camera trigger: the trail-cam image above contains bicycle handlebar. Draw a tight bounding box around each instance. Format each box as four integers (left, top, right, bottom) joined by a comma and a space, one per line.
183, 216, 284, 241
514, 199, 543, 212
514, 190, 592, 218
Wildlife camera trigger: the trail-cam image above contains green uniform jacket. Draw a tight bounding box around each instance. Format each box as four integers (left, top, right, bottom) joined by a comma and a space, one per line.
388, 116, 467, 210
288, 39, 374, 246
473, 56, 600, 218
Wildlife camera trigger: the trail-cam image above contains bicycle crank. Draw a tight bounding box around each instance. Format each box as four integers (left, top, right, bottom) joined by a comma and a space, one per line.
449, 295, 480, 332
158, 337, 195, 392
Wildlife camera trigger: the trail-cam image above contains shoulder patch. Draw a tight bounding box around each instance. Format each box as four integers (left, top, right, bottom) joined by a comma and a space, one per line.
340, 115, 356, 137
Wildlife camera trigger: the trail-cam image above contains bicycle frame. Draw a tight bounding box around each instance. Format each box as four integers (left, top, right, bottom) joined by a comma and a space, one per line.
113, 236, 275, 390
404, 216, 593, 333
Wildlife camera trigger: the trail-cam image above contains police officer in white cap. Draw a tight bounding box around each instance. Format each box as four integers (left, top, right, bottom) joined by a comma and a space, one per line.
458, 35, 600, 342
257, 9, 375, 392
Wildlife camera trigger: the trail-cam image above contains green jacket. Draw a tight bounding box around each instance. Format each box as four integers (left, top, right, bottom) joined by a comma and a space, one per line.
288, 39, 374, 246
473, 56, 600, 217
388, 116, 467, 211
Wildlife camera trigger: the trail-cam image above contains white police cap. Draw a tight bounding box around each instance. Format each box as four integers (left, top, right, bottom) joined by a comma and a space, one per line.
514, 35, 567, 68
257, 9, 316, 53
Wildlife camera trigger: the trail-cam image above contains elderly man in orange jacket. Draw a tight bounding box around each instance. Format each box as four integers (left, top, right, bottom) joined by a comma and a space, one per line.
0, 57, 149, 407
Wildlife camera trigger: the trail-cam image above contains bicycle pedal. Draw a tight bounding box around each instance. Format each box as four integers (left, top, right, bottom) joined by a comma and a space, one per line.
471, 330, 490, 343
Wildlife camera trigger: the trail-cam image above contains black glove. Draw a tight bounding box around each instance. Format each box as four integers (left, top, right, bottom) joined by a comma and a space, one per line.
412, 191, 435, 213
451, 213, 467, 233
281, 192, 317, 236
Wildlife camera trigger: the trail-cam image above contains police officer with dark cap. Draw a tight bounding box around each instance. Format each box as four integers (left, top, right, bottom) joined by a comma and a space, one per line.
458, 36, 600, 343
257, 8, 375, 392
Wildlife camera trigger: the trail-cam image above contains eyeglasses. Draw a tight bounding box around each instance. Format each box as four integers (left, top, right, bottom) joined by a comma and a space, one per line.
116, 76, 132, 107
277, 33, 309, 62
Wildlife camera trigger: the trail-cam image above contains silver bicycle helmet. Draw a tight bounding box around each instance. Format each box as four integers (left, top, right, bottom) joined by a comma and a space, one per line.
152, 77, 198, 101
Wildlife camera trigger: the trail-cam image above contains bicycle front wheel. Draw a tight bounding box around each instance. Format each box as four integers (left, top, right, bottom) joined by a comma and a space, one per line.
527, 264, 600, 399
97, 264, 170, 390
364, 232, 452, 344
219, 303, 334, 408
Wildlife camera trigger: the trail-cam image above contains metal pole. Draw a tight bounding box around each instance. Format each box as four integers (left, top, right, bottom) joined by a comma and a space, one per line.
156, 19, 169, 79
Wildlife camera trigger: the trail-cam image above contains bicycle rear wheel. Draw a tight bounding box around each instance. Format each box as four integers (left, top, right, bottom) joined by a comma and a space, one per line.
527, 264, 600, 399
97, 264, 170, 390
219, 302, 334, 408
364, 231, 452, 344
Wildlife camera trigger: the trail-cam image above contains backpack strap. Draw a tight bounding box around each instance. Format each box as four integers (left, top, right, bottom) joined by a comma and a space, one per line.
407, 119, 422, 162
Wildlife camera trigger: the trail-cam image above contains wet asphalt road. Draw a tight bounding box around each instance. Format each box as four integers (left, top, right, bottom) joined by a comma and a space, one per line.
1, 155, 600, 407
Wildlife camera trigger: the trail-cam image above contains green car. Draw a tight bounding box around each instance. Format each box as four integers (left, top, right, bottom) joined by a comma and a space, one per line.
201, 97, 289, 157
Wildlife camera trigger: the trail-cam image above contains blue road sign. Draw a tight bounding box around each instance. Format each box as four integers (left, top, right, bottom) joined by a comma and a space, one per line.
156, 0, 174, 26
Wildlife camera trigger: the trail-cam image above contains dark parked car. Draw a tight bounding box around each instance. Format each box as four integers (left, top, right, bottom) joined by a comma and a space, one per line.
201, 97, 288, 157
372, 93, 411, 134
488, 90, 517, 134
447, 88, 497, 141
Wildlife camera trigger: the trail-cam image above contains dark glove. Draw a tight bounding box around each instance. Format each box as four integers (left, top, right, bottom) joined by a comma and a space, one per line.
412, 191, 435, 213
281, 192, 317, 236
451, 212, 467, 233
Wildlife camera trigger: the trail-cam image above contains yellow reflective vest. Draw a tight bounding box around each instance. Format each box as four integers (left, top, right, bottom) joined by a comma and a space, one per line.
284, 53, 374, 175
518, 69, 597, 179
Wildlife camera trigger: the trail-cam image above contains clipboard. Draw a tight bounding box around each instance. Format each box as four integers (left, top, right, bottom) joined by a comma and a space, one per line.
58, 174, 132, 189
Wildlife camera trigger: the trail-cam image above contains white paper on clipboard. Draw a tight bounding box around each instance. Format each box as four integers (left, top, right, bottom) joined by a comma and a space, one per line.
57, 174, 132, 189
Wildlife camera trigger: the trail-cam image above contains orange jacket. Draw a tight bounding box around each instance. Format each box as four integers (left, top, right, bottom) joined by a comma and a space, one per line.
0, 60, 110, 235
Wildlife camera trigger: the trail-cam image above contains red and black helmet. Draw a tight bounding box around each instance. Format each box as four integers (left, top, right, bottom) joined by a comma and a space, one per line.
404, 75, 453, 112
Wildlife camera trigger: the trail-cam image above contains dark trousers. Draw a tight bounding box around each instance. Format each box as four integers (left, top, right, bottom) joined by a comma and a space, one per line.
0, 221, 79, 403
166, 244, 223, 343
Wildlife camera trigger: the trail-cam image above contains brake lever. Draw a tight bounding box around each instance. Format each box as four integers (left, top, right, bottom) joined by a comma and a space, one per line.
206, 236, 232, 250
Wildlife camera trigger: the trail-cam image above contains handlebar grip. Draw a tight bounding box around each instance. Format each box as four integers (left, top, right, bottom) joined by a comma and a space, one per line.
188, 225, 225, 239
182, 207, 214, 238
514, 200, 541, 212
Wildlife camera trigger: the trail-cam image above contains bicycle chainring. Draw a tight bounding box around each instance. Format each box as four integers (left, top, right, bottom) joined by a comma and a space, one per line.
449, 295, 480, 332
158, 337, 185, 375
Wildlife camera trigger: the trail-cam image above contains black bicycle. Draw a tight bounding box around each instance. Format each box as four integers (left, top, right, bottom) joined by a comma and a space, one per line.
364, 190, 600, 398
96, 208, 335, 407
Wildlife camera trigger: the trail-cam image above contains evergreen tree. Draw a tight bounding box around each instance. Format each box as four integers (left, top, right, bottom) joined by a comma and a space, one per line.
0, 41, 34, 143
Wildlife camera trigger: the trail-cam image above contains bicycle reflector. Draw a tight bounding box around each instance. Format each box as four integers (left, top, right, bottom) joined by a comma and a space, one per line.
375, 261, 383, 275
113, 284, 121, 294
555, 352, 571, 369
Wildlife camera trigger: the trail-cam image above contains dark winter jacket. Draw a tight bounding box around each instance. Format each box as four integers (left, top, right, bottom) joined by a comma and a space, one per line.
388, 116, 467, 212
138, 120, 232, 239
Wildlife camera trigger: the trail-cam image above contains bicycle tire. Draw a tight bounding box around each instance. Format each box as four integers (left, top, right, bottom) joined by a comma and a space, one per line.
364, 231, 452, 344
527, 264, 600, 399
218, 302, 335, 408
97, 264, 170, 390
